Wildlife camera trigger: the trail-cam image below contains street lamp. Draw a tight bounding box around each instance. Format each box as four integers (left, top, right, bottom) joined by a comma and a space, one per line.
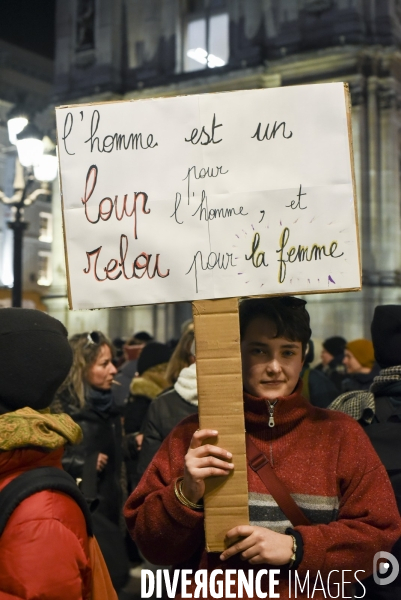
0, 113, 58, 307
6, 104, 28, 146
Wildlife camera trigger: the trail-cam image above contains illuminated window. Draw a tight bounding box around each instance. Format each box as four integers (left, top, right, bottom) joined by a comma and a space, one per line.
37, 251, 52, 286
183, 1, 229, 72
39, 212, 53, 243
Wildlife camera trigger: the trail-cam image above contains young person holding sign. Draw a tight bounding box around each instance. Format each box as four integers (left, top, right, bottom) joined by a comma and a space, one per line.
124, 297, 401, 599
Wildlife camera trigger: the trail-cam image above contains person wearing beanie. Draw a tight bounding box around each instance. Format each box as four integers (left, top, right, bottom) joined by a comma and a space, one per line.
125, 296, 401, 599
329, 306, 401, 598
0, 309, 94, 599
138, 363, 199, 476
52, 330, 129, 592
322, 335, 347, 363
138, 326, 197, 475
314, 335, 347, 391
341, 338, 380, 392
300, 340, 339, 408
111, 331, 155, 408
371, 305, 401, 368
123, 342, 172, 491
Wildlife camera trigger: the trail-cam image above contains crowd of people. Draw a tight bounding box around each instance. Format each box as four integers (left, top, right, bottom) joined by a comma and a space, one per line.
0, 300, 400, 599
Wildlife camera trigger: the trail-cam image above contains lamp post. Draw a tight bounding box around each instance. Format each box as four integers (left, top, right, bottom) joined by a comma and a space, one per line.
0, 112, 58, 307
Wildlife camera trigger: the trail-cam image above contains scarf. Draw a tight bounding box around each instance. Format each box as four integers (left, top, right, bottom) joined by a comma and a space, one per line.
0, 407, 83, 451
328, 365, 401, 422
174, 363, 198, 405
86, 387, 114, 413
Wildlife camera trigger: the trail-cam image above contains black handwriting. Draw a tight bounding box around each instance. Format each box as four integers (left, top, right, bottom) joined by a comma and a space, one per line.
185, 113, 223, 145
186, 250, 236, 293
252, 121, 293, 141
192, 191, 248, 221
286, 185, 307, 210
62, 112, 75, 155
183, 164, 228, 203
85, 110, 158, 153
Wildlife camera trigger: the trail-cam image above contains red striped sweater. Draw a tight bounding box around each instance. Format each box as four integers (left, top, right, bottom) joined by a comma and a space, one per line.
124, 383, 401, 599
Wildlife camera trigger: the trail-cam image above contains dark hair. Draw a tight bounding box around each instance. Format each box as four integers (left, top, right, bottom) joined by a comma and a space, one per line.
239, 296, 311, 355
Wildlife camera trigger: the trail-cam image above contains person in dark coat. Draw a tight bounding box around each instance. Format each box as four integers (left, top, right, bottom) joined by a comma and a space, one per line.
329, 305, 401, 599
314, 335, 347, 391
111, 331, 154, 407
138, 362, 198, 475
52, 330, 129, 591
341, 338, 380, 392
123, 341, 171, 490
300, 340, 339, 408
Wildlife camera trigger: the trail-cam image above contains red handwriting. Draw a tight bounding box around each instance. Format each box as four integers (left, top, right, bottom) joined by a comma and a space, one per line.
83, 234, 170, 282
81, 165, 150, 239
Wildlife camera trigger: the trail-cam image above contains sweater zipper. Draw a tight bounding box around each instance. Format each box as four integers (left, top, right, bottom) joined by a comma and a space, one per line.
266, 399, 278, 466
267, 399, 278, 427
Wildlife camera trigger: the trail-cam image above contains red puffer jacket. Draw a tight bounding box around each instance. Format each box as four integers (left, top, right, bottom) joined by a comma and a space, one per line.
0, 446, 91, 600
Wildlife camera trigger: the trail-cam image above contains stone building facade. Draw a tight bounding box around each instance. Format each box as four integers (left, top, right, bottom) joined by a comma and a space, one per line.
0, 39, 54, 310
48, 0, 401, 345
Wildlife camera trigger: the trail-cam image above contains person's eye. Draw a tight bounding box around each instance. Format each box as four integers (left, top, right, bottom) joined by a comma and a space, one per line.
251, 348, 264, 355
282, 350, 295, 357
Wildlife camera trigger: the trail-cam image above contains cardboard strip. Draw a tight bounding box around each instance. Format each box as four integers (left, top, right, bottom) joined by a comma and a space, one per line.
343, 82, 362, 282
192, 298, 249, 552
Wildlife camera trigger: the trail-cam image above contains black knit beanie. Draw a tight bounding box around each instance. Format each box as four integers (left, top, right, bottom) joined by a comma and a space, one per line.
0, 308, 73, 411
137, 342, 171, 375
323, 336, 347, 358
371, 305, 401, 368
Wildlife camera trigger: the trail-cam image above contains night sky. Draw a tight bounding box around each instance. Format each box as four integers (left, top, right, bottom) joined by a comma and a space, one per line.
0, 0, 56, 59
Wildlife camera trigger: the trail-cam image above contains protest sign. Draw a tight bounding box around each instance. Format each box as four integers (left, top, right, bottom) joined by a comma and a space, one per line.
56, 83, 359, 550
56, 82, 360, 310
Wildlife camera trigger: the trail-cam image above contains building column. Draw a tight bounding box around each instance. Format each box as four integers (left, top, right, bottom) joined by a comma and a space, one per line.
377, 76, 401, 284
42, 176, 69, 324
349, 76, 368, 271
366, 75, 381, 283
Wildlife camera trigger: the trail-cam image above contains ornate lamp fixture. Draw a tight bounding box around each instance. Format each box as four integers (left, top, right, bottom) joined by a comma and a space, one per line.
0, 114, 58, 307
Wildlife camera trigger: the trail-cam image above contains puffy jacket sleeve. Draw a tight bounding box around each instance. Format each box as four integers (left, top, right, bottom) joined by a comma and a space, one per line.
0, 509, 91, 599
124, 415, 205, 565
295, 419, 401, 580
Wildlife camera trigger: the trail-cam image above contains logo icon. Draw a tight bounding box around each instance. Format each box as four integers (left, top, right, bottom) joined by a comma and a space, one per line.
373, 552, 399, 586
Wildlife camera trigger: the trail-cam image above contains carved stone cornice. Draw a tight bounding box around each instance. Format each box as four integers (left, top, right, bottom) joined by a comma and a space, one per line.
348, 77, 366, 107
378, 78, 398, 110
300, 0, 333, 14
362, 270, 401, 287
74, 49, 96, 69
395, 0, 401, 24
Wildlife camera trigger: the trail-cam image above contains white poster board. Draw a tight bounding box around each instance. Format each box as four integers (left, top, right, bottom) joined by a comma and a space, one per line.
56, 83, 360, 309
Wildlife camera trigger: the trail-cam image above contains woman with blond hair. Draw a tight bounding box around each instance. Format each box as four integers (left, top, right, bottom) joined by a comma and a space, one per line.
165, 322, 195, 385
53, 331, 129, 592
